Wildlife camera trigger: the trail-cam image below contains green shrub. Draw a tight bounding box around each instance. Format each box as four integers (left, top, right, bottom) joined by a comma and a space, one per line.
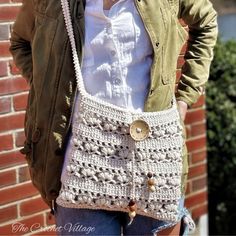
207, 39, 236, 234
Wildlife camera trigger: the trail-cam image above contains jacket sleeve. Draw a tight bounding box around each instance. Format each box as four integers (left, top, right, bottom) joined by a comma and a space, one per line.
9, 0, 35, 84
176, 0, 218, 107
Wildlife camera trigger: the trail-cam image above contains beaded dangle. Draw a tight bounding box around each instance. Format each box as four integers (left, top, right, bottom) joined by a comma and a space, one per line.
128, 199, 137, 221
147, 172, 156, 192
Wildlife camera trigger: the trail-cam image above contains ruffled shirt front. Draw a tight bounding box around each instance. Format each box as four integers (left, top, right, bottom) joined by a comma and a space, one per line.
81, 0, 153, 111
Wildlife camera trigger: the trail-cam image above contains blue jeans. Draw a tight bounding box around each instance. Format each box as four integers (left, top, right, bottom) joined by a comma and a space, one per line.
55, 198, 195, 236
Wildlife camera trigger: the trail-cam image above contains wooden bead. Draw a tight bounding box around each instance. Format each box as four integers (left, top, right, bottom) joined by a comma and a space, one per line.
129, 204, 137, 212
128, 199, 137, 211
148, 178, 155, 186
128, 199, 136, 206
129, 210, 136, 218
149, 185, 156, 192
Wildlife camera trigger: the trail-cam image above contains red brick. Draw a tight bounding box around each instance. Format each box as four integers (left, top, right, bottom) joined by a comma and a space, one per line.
191, 123, 206, 137
177, 55, 185, 69
9, 60, 20, 75
0, 214, 44, 235
0, 133, 13, 151
180, 42, 188, 55
18, 165, 30, 182
0, 205, 17, 224
0, 96, 11, 114
13, 93, 28, 111
176, 70, 181, 83
192, 176, 207, 191
185, 191, 207, 209
185, 181, 192, 195
0, 112, 25, 132
185, 109, 206, 125
0, 6, 21, 22
0, 77, 29, 95
186, 136, 206, 153
192, 95, 205, 108
191, 203, 208, 220
191, 150, 207, 164
0, 60, 7, 76
0, 151, 26, 169
0, 41, 11, 57
188, 163, 206, 179
0, 169, 16, 187
0, 182, 38, 205
20, 197, 48, 216
15, 130, 25, 147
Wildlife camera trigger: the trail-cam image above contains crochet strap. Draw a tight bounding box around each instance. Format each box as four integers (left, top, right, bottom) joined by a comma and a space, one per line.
60, 0, 87, 96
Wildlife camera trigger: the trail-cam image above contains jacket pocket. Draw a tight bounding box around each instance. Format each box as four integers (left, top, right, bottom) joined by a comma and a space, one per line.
147, 84, 173, 111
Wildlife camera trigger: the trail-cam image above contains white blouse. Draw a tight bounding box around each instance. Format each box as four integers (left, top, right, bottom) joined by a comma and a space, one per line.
81, 0, 153, 112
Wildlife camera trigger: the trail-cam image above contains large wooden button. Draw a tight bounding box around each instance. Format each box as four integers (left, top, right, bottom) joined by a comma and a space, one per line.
129, 120, 150, 141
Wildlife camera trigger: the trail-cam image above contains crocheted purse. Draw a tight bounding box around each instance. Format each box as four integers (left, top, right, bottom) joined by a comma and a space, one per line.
57, 0, 184, 223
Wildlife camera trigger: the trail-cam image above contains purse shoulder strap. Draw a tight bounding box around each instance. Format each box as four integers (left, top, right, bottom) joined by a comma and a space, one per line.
61, 0, 87, 96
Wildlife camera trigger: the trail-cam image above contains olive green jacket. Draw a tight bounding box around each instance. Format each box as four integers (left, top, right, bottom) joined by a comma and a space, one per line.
10, 0, 218, 208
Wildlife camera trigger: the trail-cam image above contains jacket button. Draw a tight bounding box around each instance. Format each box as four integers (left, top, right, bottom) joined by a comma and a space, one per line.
156, 42, 160, 47
32, 129, 41, 143
20, 142, 31, 154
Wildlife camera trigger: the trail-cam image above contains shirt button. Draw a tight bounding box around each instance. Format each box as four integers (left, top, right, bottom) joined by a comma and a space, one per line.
114, 78, 122, 85
114, 92, 120, 97
110, 50, 116, 56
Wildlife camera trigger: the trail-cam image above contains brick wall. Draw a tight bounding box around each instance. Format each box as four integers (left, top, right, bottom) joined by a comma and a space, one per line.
0, 2, 207, 235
